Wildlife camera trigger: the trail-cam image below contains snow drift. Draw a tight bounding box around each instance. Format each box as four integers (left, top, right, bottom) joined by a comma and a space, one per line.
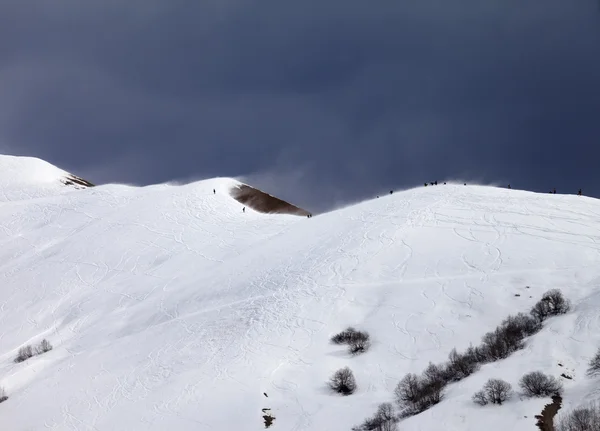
0, 155, 599, 431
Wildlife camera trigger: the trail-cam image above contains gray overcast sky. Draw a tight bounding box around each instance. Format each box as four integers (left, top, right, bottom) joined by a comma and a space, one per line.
1, 0, 599, 211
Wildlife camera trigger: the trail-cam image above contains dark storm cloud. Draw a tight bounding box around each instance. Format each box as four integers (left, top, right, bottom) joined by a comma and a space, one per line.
1, 0, 599, 211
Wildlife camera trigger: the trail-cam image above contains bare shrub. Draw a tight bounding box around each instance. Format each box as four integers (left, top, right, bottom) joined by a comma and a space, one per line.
36, 339, 53, 355
542, 289, 570, 315
480, 327, 519, 361
0, 386, 7, 403
531, 300, 551, 322
331, 327, 358, 344
472, 389, 488, 406
556, 403, 600, 431
466, 344, 489, 364
349, 332, 371, 355
328, 367, 357, 395
352, 403, 398, 431
417, 379, 444, 411
503, 313, 542, 338
394, 372, 443, 416
519, 371, 562, 397
481, 378, 512, 405
587, 347, 600, 376
14, 345, 33, 363
394, 373, 421, 410
423, 362, 447, 385
331, 328, 370, 354
446, 348, 479, 380
531, 289, 570, 322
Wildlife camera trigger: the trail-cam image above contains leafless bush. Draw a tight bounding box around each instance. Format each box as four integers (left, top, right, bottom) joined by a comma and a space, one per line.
531, 289, 570, 322
394, 373, 421, 410
331, 327, 359, 344
519, 371, 562, 397
0, 386, 7, 403
445, 348, 479, 381
483, 311, 543, 361
480, 328, 512, 362
556, 403, 600, 431
328, 367, 357, 395
423, 362, 447, 385
349, 333, 371, 355
352, 403, 398, 431
541, 289, 570, 315
477, 379, 512, 405
587, 347, 600, 376
503, 313, 543, 338
472, 389, 488, 406
394, 373, 443, 416
14, 345, 33, 363
331, 328, 370, 354
531, 300, 551, 322
36, 339, 53, 355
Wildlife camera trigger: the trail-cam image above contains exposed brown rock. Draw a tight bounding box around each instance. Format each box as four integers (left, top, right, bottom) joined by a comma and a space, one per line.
230, 184, 311, 217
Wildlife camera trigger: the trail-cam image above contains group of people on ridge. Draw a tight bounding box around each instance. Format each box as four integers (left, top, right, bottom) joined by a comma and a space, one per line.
508, 185, 583, 196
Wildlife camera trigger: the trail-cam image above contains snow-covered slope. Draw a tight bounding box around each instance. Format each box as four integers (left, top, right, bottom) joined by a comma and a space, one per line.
0, 155, 93, 202
1, 157, 599, 431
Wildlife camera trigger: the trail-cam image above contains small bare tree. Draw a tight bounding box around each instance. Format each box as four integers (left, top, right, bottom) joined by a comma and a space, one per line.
352, 403, 398, 431
472, 389, 488, 406
423, 362, 447, 385
588, 347, 600, 376
329, 367, 357, 395
36, 339, 53, 355
14, 345, 33, 363
531, 300, 551, 322
482, 378, 512, 405
331, 327, 371, 354
331, 327, 359, 344
519, 371, 562, 397
556, 403, 600, 431
541, 289, 570, 315
394, 373, 421, 411
446, 348, 479, 380
0, 386, 7, 403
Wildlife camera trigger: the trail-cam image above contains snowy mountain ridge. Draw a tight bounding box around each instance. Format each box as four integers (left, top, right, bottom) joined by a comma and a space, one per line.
1, 155, 600, 431
0, 155, 94, 202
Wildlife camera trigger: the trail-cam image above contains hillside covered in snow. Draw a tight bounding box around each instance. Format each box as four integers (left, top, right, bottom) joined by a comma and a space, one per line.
1, 155, 600, 431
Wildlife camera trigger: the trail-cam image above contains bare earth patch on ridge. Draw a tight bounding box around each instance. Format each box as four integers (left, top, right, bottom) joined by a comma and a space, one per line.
61, 175, 95, 188
230, 184, 311, 216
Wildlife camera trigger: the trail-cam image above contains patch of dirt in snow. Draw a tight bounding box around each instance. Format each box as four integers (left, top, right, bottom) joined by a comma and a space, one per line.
60, 174, 95, 188
229, 183, 311, 216
535, 395, 562, 431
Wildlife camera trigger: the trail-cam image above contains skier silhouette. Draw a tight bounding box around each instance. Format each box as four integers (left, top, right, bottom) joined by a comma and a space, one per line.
508, 184, 511, 189
243, 207, 245, 213
578, 189, 582, 196
213, 189, 216, 194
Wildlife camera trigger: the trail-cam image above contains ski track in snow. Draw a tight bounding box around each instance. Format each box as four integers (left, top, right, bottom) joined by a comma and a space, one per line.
1, 163, 600, 430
